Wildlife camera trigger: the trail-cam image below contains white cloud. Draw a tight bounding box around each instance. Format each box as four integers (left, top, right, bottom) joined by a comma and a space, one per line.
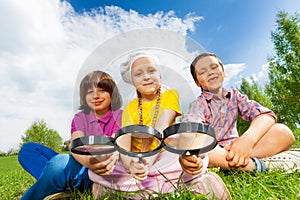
0, 0, 203, 152
248, 63, 270, 84
231, 63, 270, 87
223, 63, 246, 87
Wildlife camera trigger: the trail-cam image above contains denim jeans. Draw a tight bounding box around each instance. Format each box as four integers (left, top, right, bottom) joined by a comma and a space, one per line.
18, 142, 92, 200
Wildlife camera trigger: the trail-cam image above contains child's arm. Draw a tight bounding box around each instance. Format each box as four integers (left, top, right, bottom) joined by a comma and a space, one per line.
119, 155, 150, 181
159, 109, 209, 175
118, 134, 151, 181
225, 114, 275, 167
119, 109, 178, 180
179, 154, 207, 175
156, 109, 177, 133
70, 131, 118, 176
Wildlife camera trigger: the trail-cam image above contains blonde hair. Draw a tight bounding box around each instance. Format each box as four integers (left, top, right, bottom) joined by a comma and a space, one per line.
120, 51, 162, 85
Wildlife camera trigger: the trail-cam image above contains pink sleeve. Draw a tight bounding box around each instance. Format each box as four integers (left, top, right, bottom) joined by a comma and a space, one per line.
70, 112, 87, 134
112, 110, 122, 134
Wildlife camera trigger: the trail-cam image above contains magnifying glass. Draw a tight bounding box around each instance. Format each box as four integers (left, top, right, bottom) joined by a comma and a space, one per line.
70, 135, 116, 155
162, 122, 217, 155
114, 125, 163, 161
71, 123, 216, 157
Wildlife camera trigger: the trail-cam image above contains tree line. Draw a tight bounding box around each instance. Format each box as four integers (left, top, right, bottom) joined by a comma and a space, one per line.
238, 11, 300, 134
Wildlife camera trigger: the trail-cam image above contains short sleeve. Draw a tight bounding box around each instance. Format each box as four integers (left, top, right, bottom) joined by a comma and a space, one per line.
111, 109, 123, 134
235, 90, 277, 121
161, 89, 182, 117
70, 112, 87, 134
121, 100, 139, 127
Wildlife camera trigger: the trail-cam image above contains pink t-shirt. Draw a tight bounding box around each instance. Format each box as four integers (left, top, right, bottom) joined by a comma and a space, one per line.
71, 109, 122, 136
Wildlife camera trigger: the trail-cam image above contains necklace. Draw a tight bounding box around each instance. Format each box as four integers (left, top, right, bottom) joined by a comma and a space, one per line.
137, 87, 161, 128
137, 87, 161, 152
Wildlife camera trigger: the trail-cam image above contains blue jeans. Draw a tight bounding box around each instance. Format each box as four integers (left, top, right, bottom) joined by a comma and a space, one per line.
18, 142, 92, 200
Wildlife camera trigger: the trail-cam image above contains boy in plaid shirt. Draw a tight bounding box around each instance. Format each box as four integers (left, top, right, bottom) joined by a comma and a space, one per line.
180, 52, 298, 173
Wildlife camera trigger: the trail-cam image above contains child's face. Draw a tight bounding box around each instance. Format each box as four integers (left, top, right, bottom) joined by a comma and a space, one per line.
194, 56, 225, 92
131, 57, 161, 97
85, 87, 111, 117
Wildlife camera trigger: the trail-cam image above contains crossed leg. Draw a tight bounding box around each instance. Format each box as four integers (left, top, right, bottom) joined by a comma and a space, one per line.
208, 123, 295, 172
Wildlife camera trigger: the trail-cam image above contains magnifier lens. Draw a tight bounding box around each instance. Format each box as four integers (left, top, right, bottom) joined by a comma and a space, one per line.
114, 125, 163, 158
115, 132, 162, 153
162, 122, 217, 155
71, 136, 115, 155
73, 144, 115, 154
164, 132, 215, 150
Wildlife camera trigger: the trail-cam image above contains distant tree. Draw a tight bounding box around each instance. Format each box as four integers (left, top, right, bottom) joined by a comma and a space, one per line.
0, 150, 6, 157
62, 139, 71, 151
237, 78, 273, 135
20, 120, 63, 152
265, 11, 300, 129
7, 148, 19, 156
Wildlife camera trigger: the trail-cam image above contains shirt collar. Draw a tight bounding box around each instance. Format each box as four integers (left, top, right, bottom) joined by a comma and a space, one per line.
87, 110, 113, 124
202, 88, 231, 101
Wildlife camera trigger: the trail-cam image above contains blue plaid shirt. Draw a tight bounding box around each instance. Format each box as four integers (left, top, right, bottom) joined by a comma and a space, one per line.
183, 88, 276, 147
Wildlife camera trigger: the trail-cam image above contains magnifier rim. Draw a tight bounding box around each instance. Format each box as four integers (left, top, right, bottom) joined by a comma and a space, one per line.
71, 135, 116, 155
115, 124, 163, 139
162, 122, 217, 155
114, 124, 163, 158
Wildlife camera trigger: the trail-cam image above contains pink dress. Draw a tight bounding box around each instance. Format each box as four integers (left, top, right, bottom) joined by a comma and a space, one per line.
89, 151, 209, 194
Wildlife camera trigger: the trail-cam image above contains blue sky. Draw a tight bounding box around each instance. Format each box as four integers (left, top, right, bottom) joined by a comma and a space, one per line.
67, 0, 300, 85
0, 0, 299, 152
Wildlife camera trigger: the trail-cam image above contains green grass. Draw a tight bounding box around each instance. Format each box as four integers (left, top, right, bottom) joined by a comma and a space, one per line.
219, 170, 300, 199
0, 155, 35, 200
292, 129, 300, 148
1, 150, 300, 200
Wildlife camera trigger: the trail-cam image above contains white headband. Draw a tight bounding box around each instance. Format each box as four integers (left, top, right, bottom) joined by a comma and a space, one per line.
120, 51, 161, 85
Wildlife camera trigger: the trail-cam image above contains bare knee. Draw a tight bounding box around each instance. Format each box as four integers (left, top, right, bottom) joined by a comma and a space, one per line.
251, 123, 294, 157
272, 123, 295, 145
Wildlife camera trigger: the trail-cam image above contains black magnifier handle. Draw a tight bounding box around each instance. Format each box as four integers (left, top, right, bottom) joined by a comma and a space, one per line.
138, 155, 143, 163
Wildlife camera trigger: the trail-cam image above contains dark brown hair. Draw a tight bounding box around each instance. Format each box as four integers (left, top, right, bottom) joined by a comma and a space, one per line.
79, 70, 122, 113
190, 52, 224, 84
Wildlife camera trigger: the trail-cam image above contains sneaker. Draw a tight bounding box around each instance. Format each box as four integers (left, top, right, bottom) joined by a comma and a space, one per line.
190, 171, 232, 200
263, 148, 300, 173
43, 191, 73, 200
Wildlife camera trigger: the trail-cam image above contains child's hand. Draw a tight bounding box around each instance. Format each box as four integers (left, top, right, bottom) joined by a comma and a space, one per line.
88, 151, 119, 176
179, 154, 204, 175
129, 158, 149, 181
225, 137, 253, 168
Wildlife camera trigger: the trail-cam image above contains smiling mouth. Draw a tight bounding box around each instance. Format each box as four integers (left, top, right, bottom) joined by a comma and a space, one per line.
143, 83, 153, 86
94, 101, 103, 106
208, 77, 218, 82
